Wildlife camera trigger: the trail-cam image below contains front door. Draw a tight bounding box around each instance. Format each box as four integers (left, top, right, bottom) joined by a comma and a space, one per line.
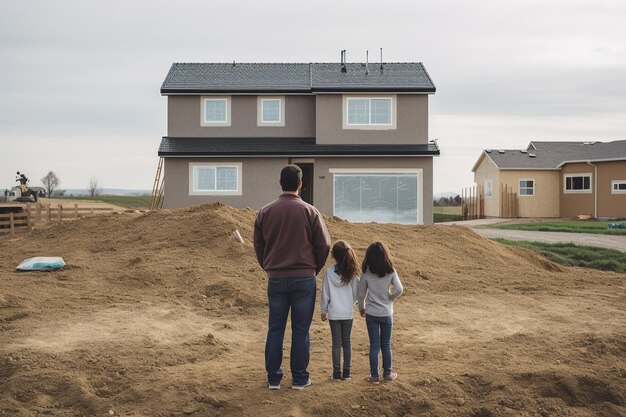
296, 163, 314, 205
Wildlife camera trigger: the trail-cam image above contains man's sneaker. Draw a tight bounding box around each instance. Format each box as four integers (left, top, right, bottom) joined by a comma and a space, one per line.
268, 382, 281, 390
383, 372, 398, 382
291, 378, 312, 390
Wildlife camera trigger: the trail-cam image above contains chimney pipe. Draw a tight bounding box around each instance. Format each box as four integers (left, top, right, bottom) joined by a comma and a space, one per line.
340, 50, 347, 73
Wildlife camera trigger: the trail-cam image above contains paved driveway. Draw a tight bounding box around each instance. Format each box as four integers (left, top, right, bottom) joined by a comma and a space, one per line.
470, 228, 626, 252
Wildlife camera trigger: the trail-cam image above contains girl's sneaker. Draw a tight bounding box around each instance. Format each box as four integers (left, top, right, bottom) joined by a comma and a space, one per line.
383, 372, 398, 381
366, 376, 380, 384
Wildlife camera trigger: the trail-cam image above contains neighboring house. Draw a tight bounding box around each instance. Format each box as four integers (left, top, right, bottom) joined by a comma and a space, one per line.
472, 140, 626, 218
158, 62, 439, 224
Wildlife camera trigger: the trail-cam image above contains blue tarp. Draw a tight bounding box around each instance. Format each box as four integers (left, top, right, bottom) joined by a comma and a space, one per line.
16, 257, 65, 271
608, 223, 626, 229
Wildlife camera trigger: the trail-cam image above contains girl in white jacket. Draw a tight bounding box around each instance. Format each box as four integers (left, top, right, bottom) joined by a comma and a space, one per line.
320, 240, 360, 380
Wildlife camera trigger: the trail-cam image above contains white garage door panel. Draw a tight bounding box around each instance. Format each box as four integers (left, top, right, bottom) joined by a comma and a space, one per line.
334, 173, 419, 224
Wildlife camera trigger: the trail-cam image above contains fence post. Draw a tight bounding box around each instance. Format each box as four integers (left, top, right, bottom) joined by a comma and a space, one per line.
26, 206, 32, 230
36, 203, 41, 223
74, 203, 79, 219
46, 204, 51, 223
10, 212, 14, 235
58, 204, 63, 222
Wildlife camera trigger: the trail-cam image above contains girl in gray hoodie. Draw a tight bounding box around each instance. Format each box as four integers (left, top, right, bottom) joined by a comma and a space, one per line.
320, 240, 360, 380
358, 241, 403, 384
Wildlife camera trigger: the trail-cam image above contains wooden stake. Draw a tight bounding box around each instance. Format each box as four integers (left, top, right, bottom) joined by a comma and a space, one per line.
9, 212, 14, 235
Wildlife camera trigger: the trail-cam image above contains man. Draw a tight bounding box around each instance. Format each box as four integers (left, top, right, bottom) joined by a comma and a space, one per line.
254, 165, 331, 390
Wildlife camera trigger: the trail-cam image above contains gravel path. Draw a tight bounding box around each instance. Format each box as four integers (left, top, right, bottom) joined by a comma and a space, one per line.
471, 228, 626, 252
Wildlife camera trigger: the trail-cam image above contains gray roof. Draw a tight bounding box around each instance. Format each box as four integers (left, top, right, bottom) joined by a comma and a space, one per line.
476, 140, 626, 170
161, 62, 435, 94
158, 137, 439, 157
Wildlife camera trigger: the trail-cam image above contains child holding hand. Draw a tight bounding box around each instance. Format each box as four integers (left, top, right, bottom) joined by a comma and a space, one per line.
320, 240, 360, 380
358, 241, 403, 384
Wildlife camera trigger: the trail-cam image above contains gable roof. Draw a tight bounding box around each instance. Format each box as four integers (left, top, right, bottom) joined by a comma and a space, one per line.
158, 137, 440, 157
161, 62, 436, 94
472, 140, 626, 172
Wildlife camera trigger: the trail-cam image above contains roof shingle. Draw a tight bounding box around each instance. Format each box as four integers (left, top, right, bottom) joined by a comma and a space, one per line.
477, 140, 626, 170
158, 137, 439, 157
161, 62, 435, 94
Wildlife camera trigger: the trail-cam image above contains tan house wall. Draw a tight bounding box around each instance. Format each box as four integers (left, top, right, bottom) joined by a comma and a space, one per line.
598, 160, 626, 217
473, 155, 501, 217
163, 156, 434, 224
499, 170, 560, 217
163, 157, 288, 209
559, 163, 595, 218
167, 95, 316, 138
315, 94, 429, 145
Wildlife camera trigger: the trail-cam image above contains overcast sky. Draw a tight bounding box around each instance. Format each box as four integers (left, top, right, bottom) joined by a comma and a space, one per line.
1, 0, 625, 193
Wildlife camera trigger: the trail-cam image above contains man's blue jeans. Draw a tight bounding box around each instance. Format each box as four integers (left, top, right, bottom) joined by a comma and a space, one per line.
365, 314, 393, 378
265, 276, 316, 386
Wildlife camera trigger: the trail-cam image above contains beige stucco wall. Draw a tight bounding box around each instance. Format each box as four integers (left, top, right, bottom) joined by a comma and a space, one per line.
167, 95, 316, 138
473, 154, 501, 217
597, 160, 626, 217
163, 156, 434, 224
559, 163, 595, 218
499, 170, 560, 218
315, 94, 429, 145
163, 157, 288, 209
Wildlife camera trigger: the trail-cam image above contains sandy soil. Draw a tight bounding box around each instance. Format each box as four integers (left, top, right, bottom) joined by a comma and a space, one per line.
0, 203, 624, 417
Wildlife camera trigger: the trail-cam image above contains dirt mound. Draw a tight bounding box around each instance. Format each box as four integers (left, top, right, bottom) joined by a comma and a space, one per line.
1, 204, 625, 416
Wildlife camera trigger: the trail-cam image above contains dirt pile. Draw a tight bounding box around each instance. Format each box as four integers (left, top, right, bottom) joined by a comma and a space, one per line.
1, 203, 624, 416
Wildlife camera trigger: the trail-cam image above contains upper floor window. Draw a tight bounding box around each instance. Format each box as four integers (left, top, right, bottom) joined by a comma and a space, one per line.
343, 96, 396, 130
612, 180, 626, 194
564, 173, 592, 194
189, 163, 242, 195
201, 97, 231, 126
519, 179, 534, 196
258, 97, 285, 126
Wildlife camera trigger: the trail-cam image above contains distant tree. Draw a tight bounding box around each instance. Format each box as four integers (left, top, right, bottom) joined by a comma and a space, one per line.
88, 176, 103, 196
453, 194, 462, 206
41, 171, 61, 198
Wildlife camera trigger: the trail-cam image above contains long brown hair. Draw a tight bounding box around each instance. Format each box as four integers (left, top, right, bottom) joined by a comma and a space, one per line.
362, 241, 394, 277
332, 240, 359, 284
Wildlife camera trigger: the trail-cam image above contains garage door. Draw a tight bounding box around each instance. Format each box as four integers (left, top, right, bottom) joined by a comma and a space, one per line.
333, 171, 420, 224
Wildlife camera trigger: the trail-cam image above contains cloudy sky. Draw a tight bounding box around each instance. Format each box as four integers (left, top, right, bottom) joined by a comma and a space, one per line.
1, 0, 625, 193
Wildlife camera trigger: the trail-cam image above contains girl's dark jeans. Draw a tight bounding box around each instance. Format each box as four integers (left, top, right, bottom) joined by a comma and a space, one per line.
329, 319, 353, 379
365, 314, 393, 378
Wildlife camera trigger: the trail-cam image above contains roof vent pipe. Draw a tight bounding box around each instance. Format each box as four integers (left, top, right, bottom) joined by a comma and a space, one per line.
365, 50, 369, 75
380, 48, 384, 72
340, 50, 347, 73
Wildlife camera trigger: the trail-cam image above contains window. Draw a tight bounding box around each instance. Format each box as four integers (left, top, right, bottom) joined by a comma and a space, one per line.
484, 180, 493, 197
332, 169, 421, 224
612, 180, 626, 194
257, 97, 285, 126
519, 179, 534, 196
343, 96, 396, 129
564, 173, 592, 193
201, 97, 231, 126
189, 163, 242, 195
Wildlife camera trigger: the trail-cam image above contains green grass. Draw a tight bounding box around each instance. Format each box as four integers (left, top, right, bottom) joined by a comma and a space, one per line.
493, 238, 626, 273
433, 206, 463, 223
491, 220, 626, 235
57, 195, 150, 209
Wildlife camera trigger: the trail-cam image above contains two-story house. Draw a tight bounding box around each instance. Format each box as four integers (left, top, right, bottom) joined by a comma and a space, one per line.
158, 62, 439, 224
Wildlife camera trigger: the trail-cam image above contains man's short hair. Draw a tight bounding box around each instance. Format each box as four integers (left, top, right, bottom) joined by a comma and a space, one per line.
280, 165, 302, 192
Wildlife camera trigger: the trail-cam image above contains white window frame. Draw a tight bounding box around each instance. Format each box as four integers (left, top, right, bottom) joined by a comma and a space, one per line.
612, 180, 626, 194
342, 95, 397, 130
257, 96, 285, 126
519, 178, 535, 197
484, 179, 493, 198
329, 168, 423, 224
189, 162, 242, 196
564, 173, 592, 194
201, 96, 231, 126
